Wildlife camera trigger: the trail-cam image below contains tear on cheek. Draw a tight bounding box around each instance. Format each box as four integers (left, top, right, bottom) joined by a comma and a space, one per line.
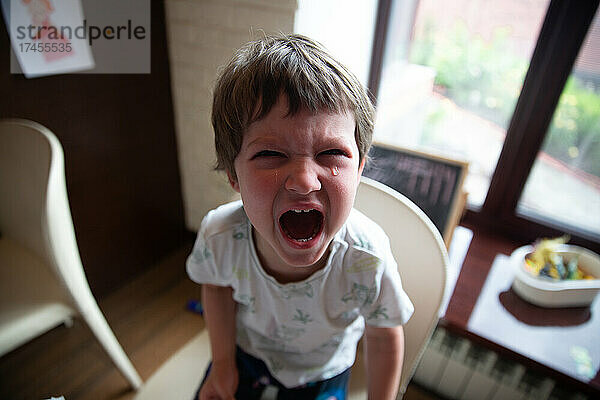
279, 210, 323, 242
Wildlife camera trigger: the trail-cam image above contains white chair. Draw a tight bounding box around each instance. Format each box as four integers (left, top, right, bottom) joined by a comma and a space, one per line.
348, 177, 448, 398
0, 119, 142, 390
132, 176, 447, 399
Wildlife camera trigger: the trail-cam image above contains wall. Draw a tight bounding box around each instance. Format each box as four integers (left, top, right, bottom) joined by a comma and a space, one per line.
0, 2, 187, 297
164, 0, 297, 231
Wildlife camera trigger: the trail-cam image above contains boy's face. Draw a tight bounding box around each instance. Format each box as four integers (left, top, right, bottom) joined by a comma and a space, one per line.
229, 95, 364, 276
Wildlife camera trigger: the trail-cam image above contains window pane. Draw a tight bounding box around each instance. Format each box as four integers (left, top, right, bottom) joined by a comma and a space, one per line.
294, 0, 378, 86
517, 11, 600, 237
374, 0, 549, 207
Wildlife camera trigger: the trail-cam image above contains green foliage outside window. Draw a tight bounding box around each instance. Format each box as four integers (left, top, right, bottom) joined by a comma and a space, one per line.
547, 78, 600, 177
410, 21, 600, 177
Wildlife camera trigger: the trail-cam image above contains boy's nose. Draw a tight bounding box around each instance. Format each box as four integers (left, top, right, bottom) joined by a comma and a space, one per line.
284, 159, 321, 194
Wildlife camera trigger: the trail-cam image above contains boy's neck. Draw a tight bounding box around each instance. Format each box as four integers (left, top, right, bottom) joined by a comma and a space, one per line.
252, 228, 330, 284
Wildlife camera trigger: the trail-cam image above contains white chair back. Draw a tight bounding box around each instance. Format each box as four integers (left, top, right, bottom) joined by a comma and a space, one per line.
353, 177, 448, 397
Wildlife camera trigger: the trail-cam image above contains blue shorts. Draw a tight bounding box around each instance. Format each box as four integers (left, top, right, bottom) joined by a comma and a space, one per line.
196, 346, 351, 400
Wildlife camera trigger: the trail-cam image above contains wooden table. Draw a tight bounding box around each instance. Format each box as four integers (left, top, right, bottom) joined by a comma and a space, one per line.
441, 225, 600, 396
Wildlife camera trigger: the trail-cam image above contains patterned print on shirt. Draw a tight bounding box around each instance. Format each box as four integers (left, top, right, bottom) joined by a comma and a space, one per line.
339, 309, 360, 323
259, 320, 306, 352
233, 265, 249, 281
273, 324, 305, 341
281, 282, 314, 299
347, 255, 380, 273
193, 244, 212, 263
292, 309, 313, 324
237, 294, 256, 313
341, 283, 377, 307
232, 225, 249, 240
367, 305, 389, 320
259, 325, 304, 353
353, 234, 373, 251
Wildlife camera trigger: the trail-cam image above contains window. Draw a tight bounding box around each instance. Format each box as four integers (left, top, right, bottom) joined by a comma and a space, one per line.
294, 0, 378, 86
373, 0, 549, 207
517, 11, 600, 238
370, 0, 599, 252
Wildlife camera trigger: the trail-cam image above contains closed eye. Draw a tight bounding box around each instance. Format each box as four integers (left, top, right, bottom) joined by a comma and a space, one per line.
320, 149, 348, 157
252, 150, 285, 159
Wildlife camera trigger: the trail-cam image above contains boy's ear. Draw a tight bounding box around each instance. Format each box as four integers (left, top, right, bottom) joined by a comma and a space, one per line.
227, 170, 240, 193
358, 157, 366, 178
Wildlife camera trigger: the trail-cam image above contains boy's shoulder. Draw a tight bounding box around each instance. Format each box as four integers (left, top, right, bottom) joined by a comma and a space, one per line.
342, 208, 391, 254
201, 200, 247, 239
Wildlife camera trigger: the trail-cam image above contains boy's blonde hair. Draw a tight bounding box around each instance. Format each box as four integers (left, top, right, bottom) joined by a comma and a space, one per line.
212, 34, 375, 179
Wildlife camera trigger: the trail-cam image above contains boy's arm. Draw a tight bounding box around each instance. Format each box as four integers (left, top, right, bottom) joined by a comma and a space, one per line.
200, 283, 238, 399
364, 325, 405, 400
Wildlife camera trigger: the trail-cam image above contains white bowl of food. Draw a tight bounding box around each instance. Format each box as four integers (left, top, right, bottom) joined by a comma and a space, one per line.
510, 239, 600, 308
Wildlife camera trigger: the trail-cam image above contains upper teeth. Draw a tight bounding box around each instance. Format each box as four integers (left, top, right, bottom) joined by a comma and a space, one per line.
291, 209, 314, 213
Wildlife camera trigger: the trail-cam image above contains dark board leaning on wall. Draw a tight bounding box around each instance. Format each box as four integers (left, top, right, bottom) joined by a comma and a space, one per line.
363, 143, 468, 246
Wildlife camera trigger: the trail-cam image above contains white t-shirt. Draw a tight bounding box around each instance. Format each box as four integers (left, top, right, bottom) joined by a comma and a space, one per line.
186, 201, 414, 388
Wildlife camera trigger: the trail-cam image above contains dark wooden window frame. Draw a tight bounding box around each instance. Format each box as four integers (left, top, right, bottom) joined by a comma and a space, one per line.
369, 0, 600, 253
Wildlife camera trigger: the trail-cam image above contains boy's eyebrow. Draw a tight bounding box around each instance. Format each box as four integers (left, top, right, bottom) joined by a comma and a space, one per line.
323, 135, 354, 144
246, 135, 355, 149
246, 136, 281, 148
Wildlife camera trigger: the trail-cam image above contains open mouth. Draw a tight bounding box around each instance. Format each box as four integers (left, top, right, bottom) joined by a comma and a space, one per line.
279, 209, 324, 242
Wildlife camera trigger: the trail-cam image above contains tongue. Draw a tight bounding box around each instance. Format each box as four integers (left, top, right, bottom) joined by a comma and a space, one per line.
280, 210, 321, 240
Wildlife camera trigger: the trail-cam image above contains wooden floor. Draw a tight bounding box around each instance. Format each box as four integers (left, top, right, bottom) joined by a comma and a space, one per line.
0, 241, 440, 400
